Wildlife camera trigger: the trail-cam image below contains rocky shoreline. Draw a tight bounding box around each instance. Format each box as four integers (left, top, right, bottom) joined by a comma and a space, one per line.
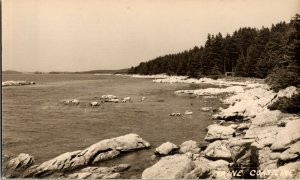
3, 76, 300, 179
141, 76, 300, 179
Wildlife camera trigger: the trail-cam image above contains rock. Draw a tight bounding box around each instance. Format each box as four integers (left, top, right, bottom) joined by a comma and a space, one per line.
198, 141, 210, 150
277, 120, 286, 127
72, 99, 79, 104
90, 101, 101, 106
184, 166, 210, 179
271, 119, 300, 151
228, 138, 255, 177
155, 142, 179, 156
64, 99, 80, 105
213, 87, 276, 121
245, 125, 280, 149
101, 95, 118, 100
25, 134, 150, 177
279, 141, 300, 162
150, 155, 157, 160
141, 97, 146, 101
203, 140, 231, 160
67, 164, 130, 179
228, 138, 254, 163
208, 160, 231, 179
237, 123, 251, 130
251, 110, 282, 126
184, 86, 244, 96
256, 147, 278, 179
201, 107, 212, 112
277, 86, 298, 98
141, 154, 195, 179
184, 157, 211, 179
108, 98, 119, 103
7, 153, 34, 170
228, 124, 238, 129
185, 110, 193, 115
3, 154, 12, 162
121, 97, 131, 103
205, 124, 235, 141
267, 161, 300, 179
179, 140, 200, 154
170, 112, 181, 116
2, 81, 35, 87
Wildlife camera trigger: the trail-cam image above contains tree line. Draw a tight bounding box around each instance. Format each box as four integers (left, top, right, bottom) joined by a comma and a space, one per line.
128, 15, 300, 90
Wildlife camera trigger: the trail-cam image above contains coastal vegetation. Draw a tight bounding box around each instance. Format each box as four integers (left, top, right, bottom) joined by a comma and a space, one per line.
128, 14, 300, 91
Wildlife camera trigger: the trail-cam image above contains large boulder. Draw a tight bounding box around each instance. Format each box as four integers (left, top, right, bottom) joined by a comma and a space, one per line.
2, 81, 35, 87
203, 140, 231, 161
271, 119, 300, 151
251, 110, 282, 126
155, 142, 179, 156
205, 124, 235, 141
228, 138, 256, 178
201, 107, 212, 112
141, 154, 195, 179
25, 134, 150, 177
208, 160, 231, 179
67, 164, 130, 179
279, 141, 300, 162
256, 147, 279, 179
179, 140, 200, 154
245, 125, 280, 149
184, 158, 211, 179
237, 123, 251, 130
7, 153, 34, 170
267, 161, 300, 179
213, 87, 276, 121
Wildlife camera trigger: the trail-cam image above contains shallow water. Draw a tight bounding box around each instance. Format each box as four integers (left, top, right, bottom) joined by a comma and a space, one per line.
2, 74, 222, 178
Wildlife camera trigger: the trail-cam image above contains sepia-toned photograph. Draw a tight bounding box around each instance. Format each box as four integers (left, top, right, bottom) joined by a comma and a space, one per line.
2, 0, 300, 179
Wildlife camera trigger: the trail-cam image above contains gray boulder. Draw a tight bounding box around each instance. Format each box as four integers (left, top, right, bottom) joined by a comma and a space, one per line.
201, 107, 212, 112
179, 140, 201, 154
271, 119, 300, 151
203, 140, 231, 161
267, 161, 300, 179
25, 134, 150, 177
155, 142, 179, 156
142, 154, 195, 179
67, 164, 130, 179
7, 153, 34, 170
279, 141, 300, 162
205, 124, 235, 141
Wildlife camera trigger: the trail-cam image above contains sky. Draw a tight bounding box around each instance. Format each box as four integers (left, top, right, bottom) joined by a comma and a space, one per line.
3, 0, 300, 72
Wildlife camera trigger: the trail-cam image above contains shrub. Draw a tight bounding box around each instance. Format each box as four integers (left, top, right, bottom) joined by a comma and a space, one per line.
268, 93, 300, 114
265, 65, 300, 92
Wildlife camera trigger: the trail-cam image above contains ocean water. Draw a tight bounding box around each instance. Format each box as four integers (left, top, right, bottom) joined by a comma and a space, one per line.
2, 74, 222, 178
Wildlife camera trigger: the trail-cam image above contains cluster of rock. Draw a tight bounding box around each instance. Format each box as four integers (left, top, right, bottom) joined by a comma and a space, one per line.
151, 75, 261, 87
141, 84, 300, 179
170, 112, 181, 116
2, 81, 36, 87
175, 86, 245, 96
169, 110, 193, 116
63, 99, 80, 105
142, 139, 233, 179
62, 95, 135, 106
4, 134, 150, 178
67, 164, 131, 179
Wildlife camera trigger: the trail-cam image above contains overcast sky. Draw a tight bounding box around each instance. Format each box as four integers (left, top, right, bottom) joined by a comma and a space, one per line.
3, 0, 300, 72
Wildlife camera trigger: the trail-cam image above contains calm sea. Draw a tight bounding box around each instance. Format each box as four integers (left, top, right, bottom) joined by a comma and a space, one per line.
2, 74, 220, 178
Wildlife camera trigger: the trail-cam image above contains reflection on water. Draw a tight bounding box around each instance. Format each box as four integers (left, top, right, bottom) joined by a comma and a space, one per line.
2, 74, 221, 178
